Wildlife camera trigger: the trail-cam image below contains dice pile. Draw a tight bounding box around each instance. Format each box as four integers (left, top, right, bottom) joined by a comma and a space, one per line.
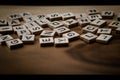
0, 9, 120, 49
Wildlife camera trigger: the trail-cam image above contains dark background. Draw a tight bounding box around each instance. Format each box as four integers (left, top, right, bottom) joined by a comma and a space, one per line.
0, 0, 120, 5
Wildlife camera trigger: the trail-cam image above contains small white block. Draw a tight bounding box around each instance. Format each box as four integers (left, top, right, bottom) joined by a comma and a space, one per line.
23, 15, 39, 23
13, 25, 27, 32
23, 16, 33, 22
62, 12, 75, 20
6, 38, 23, 49
0, 19, 8, 26
28, 26, 43, 35
96, 34, 112, 44
22, 35, 35, 44
0, 26, 13, 34
0, 35, 13, 45
78, 18, 91, 27
75, 13, 88, 19
40, 30, 56, 37
116, 27, 120, 34
87, 9, 100, 15
54, 37, 69, 47
32, 15, 40, 20
80, 32, 98, 43
88, 14, 102, 21
91, 19, 107, 27
7, 13, 22, 20
117, 13, 120, 21
108, 21, 120, 29
82, 25, 99, 33
35, 18, 50, 27
8, 20, 21, 26
37, 15, 46, 19
20, 12, 32, 18
24, 21, 40, 29
54, 26, 70, 36
101, 11, 114, 19
47, 13, 62, 21
62, 31, 80, 41
39, 37, 54, 47
48, 21, 63, 29
63, 19, 78, 28
16, 29, 31, 38
97, 28, 112, 35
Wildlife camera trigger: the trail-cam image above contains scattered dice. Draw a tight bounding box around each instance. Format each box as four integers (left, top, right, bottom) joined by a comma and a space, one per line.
75, 13, 88, 19
63, 19, 78, 28
13, 25, 27, 33
24, 21, 40, 29
0, 35, 13, 45
0, 26, 13, 34
0, 10, 120, 49
37, 15, 46, 19
101, 11, 114, 19
82, 25, 99, 33
54, 37, 69, 47
39, 37, 54, 47
117, 13, 120, 21
54, 26, 70, 36
40, 30, 56, 37
8, 20, 21, 26
80, 32, 98, 43
20, 12, 32, 18
47, 13, 62, 21
0, 19, 8, 26
108, 21, 120, 30
23, 15, 39, 23
116, 27, 120, 34
62, 31, 80, 42
7, 13, 22, 21
78, 18, 91, 27
6, 38, 23, 49
88, 14, 102, 21
22, 35, 35, 44
87, 9, 100, 15
62, 12, 75, 20
28, 26, 43, 35
35, 18, 50, 28
91, 19, 107, 27
48, 21, 63, 29
16, 29, 31, 38
97, 28, 112, 35
96, 34, 112, 44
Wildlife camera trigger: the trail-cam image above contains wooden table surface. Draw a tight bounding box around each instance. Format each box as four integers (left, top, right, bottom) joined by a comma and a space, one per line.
0, 5, 120, 74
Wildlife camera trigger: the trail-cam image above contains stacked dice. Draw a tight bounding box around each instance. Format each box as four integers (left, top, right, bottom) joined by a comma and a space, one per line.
0, 9, 120, 49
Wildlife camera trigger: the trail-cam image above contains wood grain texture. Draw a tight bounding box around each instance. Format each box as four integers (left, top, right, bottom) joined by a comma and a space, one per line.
0, 5, 120, 74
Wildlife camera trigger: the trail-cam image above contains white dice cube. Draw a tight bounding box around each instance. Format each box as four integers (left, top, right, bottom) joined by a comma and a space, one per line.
80, 32, 97, 43
96, 34, 112, 44
82, 25, 98, 33
62, 31, 80, 41
22, 35, 35, 44
54, 26, 70, 36
97, 28, 112, 35
40, 30, 56, 37
6, 38, 23, 49
63, 19, 78, 28
39, 37, 54, 47
54, 37, 69, 47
